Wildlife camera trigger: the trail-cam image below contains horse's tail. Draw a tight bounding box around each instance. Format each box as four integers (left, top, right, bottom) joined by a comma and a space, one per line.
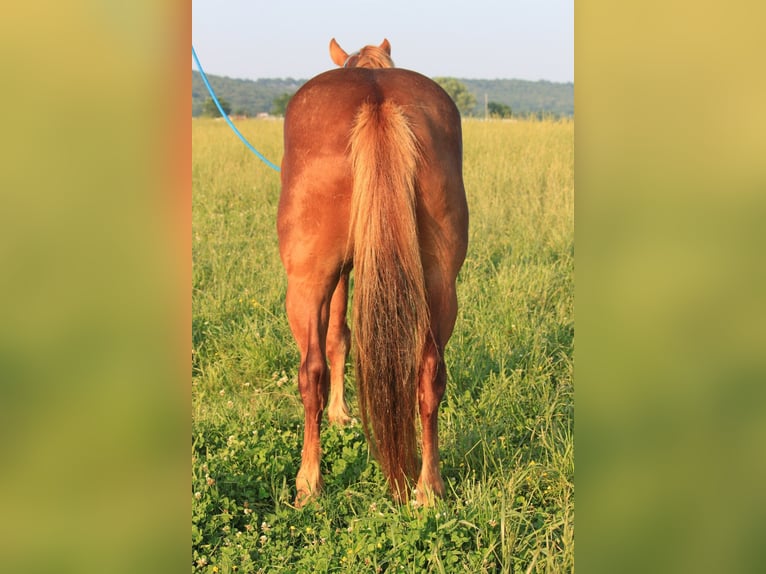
348, 100, 429, 500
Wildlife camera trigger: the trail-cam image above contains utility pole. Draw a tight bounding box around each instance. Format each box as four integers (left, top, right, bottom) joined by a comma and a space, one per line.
484, 93, 488, 121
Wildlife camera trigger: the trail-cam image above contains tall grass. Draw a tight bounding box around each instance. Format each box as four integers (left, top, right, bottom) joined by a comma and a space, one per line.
192, 117, 573, 572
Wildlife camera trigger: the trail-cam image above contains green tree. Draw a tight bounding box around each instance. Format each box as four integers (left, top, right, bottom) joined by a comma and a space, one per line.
201, 97, 231, 117
271, 92, 292, 117
433, 77, 477, 116
488, 101, 512, 118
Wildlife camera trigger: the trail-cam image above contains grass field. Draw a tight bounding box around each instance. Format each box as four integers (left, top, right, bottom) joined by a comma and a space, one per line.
192, 116, 574, 573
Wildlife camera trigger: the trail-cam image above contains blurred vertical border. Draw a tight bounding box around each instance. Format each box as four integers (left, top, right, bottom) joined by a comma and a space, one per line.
577, 1, 766, 573
0, 1, 190, 572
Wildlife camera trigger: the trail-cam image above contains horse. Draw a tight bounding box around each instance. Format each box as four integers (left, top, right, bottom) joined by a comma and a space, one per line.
277, 38, 468, 507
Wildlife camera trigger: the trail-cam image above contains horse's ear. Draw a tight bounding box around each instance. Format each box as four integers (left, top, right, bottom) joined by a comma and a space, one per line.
329, 38, 348, 67
380, 38, 391, 55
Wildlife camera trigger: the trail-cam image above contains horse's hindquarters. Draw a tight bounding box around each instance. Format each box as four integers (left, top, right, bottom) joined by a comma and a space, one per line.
278, 67, 467, 505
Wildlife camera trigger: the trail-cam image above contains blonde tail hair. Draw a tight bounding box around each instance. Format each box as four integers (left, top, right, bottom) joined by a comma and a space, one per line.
348, 100, 430, 499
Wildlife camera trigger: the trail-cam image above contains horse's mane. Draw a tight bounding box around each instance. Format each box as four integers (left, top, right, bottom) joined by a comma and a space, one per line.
347, 45, 394, 69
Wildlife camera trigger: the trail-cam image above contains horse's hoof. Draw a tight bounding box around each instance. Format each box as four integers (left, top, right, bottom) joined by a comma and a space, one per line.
415, 479, 445, 507
328, 411, 352, 426
327, 402, 352, 426
294, 489, 313, 508
294, 475, 322, 508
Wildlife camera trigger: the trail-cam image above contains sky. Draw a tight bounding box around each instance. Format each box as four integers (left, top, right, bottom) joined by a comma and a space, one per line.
192, 0, 573, 82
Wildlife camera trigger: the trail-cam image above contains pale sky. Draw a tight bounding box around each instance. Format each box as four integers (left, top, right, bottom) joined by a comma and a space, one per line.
192, 0, 573, 82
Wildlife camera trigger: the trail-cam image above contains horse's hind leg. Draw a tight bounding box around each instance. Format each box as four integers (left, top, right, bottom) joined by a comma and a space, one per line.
416, 279, 458, 505
285, 279, 333, 507
416, 337, 447, 504
326, 271, 352, 425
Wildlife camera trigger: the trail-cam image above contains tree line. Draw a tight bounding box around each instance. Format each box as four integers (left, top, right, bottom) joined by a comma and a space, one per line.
192, 72, 573, 119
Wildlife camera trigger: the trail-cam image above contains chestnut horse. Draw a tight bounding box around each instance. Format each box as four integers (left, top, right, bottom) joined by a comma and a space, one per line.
278, 38, 468, 506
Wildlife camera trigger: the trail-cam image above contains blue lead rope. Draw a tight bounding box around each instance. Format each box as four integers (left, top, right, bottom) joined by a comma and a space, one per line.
192, 46, 281, 173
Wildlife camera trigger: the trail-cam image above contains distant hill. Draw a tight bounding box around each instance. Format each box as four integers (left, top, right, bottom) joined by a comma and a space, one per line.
192, 71, 573, 118
192, 73, 303, 117
462, 79, 573, 117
